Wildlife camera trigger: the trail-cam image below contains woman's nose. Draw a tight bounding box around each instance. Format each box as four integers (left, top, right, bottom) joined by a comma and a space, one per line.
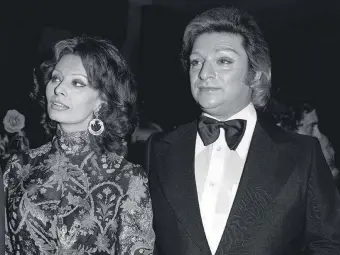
54, 81, 67, 96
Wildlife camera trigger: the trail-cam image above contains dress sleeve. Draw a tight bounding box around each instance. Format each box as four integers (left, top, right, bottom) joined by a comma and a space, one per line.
3, 153, 24, 255
0, 168, 5, 254
115, 165, 155, 255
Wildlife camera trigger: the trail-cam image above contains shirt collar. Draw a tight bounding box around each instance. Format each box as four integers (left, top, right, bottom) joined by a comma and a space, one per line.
196, 103, 257, 159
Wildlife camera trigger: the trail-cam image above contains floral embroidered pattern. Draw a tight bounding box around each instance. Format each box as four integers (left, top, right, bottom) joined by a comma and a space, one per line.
4, 129, 155, 254
28, 143, 52, 159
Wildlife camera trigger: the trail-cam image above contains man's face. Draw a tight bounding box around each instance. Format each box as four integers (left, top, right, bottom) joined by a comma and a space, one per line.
298, 109, 338, 177
189, 32, 252, 119
297, 109, 318, 136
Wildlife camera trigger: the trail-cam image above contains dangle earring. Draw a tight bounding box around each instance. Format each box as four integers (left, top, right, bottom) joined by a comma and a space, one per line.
88, 108, 104, 136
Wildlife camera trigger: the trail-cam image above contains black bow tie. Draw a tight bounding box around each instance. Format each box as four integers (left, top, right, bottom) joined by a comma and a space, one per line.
198, 115, 247, 149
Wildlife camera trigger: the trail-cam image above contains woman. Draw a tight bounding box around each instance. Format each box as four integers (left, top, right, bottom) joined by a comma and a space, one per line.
4, 36, 155, 254
0, 172, 4, 254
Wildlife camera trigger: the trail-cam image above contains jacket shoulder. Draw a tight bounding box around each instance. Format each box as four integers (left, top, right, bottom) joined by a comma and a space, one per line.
150, 121, 196, 146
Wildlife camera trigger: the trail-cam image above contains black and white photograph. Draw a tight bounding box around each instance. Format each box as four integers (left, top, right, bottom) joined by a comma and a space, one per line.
1, 0, 340, 254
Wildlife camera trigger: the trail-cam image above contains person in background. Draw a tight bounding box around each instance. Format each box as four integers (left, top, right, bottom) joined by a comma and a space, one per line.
131, 120, 163, 145
277, 101, 339, 179
4, 36, 154, 254
128, 117, 163, 167
146, 6, 340, 255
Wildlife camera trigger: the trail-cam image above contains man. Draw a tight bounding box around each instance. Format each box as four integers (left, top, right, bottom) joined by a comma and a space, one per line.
276, 102, 319, 136
128, 118, 163, 166
146, 6, 340, 255
277, 101, 339, 181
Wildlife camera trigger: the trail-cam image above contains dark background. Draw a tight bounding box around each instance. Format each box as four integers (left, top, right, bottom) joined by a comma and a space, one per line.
1, 0, 340, 155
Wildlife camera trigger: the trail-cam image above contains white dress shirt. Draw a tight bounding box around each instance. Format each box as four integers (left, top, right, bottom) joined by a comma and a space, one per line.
195, 103, 257, 254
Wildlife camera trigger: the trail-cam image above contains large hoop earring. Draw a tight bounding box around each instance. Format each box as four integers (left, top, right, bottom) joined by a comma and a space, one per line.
88, 110, 104, 136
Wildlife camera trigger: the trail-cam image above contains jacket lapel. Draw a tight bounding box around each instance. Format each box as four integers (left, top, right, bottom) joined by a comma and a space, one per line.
216, 117, 298, 254
154, 120, 211, 254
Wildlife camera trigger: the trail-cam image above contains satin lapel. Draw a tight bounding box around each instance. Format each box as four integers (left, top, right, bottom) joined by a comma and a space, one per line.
216, 119, 297, 254
155, 120, 211, 254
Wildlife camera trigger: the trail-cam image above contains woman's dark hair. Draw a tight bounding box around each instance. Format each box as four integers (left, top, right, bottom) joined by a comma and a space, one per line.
32, 35, 138, 156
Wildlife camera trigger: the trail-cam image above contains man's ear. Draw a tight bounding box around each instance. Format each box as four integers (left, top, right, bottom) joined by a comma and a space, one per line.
247, 71, 262, 86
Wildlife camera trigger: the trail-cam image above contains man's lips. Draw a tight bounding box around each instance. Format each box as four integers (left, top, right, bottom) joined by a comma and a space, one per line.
199, 87, 221, 91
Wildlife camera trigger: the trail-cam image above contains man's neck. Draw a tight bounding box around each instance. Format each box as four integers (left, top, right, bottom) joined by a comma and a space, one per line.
203, 103, 252, 121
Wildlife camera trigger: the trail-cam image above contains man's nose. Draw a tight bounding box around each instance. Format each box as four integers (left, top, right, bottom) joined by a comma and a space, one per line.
199, 62, 216, 80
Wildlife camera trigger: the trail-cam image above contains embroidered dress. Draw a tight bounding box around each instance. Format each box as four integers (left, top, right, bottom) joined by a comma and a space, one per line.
4, 129, 154, 255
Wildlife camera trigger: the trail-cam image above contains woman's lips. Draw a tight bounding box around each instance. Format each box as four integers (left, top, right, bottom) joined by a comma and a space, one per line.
51, 101, 69, 110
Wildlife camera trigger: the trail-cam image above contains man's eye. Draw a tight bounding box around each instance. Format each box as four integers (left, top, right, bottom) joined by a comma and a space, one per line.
217, 58, 232, 65
190, 59, 201, 67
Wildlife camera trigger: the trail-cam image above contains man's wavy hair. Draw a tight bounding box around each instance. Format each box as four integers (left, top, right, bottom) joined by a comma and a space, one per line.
31, 36, 138, 156
276, 102, 316, 132
180, 6, 272, 109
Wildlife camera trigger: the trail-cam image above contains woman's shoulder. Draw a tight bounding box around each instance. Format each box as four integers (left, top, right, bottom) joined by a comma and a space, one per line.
3, 142, 52, 188
100, 152, 145, 174
5, 141, 51, 167
97, 151, 147, 179
87, 152, 148, 197
120, 155, 146, 176
27, 142, 53, 159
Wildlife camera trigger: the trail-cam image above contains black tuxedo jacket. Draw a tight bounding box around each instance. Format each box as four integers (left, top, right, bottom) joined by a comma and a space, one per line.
146, 117, 340, 255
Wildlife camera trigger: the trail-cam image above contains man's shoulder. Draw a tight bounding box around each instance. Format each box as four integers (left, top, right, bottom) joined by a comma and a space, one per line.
266, 124, 320, 160
277, 127, 318, 147
258, 116, 317, 148
149, 120, 196, 146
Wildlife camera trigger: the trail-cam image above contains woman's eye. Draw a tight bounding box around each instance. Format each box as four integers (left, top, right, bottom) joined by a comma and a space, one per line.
51, 75, 61, 83
72, 80, 86, 87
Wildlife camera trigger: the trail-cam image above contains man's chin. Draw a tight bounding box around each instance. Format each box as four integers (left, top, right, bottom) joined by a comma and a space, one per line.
200, 104, 226, 118
198, 99, 221, 110
200, 102, 247, 120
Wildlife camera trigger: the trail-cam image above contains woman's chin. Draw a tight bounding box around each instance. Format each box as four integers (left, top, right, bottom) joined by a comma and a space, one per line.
48, 114, 74, 127
48, 112, 64, 122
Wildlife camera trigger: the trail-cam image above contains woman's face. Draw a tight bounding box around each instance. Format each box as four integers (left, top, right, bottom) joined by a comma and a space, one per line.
46, 54, 102, 132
